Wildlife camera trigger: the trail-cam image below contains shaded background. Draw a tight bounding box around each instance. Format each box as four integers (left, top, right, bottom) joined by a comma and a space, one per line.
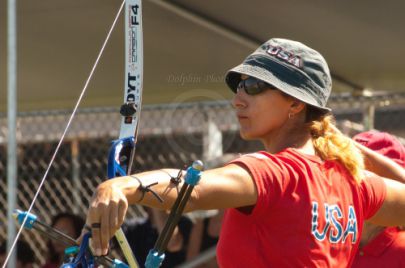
1, 0, 405, 112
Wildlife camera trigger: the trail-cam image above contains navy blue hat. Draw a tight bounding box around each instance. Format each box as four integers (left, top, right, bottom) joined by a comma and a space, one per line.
226, 38, 332, 112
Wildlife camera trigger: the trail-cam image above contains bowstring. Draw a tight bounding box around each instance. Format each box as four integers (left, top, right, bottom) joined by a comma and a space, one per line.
2, 1, 126, 267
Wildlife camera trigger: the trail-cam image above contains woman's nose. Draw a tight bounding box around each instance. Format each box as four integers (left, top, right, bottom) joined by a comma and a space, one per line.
232, 89, 247, 109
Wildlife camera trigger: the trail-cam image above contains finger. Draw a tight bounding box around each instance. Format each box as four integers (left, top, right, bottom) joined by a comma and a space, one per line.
91, 223, 102, 256
109, 200, 119, 236
88, 203, 103, 255
76, 231, 85, 245
100, 204, 111, 255
76, 225, 91, 245
118, 198, 128, 228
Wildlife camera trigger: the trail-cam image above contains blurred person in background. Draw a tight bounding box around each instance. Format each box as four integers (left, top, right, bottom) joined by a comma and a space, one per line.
0, 240, 35, 268
84, 38, 405, 267
186, 210, 224, 268
124, 207, 192, 267
352, 130, 405, 267
42, 212, 85, 268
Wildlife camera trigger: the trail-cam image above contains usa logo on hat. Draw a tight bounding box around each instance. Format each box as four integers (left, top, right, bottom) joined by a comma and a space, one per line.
266, 44, 302, 68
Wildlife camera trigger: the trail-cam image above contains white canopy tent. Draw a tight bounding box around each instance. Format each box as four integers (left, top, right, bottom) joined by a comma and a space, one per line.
1, 0, 405, 112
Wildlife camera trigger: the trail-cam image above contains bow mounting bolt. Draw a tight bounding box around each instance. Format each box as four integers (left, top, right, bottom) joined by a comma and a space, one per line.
120, 102, 137, 117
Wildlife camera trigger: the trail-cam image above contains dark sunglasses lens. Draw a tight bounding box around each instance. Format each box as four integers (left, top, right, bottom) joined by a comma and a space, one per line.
243, 78, 266, 95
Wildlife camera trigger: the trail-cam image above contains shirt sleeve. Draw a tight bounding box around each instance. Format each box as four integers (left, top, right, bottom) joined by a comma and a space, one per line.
228, 152, 289, 216
360, 171, 387, 219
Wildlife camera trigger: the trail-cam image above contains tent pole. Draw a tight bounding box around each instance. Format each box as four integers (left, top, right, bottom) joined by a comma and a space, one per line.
7, 0, 18, 267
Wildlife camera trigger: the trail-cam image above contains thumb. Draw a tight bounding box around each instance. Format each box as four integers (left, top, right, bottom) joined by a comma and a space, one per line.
76, 225, 91, 245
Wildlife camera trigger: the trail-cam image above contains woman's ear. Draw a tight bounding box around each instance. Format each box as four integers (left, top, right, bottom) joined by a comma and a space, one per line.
289, 99, 306, 114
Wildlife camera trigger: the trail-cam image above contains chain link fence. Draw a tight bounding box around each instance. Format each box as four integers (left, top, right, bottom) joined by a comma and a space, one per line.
1, 91, 405, 265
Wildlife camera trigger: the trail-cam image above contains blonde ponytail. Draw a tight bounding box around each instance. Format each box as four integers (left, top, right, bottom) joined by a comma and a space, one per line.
307, 109, 364, 183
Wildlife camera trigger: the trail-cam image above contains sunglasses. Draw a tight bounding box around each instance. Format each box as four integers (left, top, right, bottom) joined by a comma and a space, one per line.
236, 77, 277, 95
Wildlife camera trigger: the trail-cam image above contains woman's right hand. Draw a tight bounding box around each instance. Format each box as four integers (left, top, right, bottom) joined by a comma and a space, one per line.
86, 180, 129, 256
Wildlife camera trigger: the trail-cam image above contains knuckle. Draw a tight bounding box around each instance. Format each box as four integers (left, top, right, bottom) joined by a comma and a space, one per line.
90, 200, 108, 211
119, 198, 128, 208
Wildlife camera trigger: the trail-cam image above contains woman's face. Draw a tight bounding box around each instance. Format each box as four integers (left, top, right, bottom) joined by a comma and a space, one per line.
232, 75, 293, 140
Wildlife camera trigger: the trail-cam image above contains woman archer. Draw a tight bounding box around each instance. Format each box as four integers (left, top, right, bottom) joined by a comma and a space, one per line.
84, 38, 405, 267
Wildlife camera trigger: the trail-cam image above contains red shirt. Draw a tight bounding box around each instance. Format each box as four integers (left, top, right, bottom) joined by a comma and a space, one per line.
217, 149, 386, 268
352, 227, 405, 268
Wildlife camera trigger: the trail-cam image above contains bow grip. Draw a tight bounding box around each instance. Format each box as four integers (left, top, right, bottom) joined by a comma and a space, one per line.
107, 136, 136, 178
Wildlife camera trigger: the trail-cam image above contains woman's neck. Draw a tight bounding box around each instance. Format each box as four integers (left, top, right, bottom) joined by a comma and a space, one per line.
261, 115, 315, 155
263, 135, 314, 154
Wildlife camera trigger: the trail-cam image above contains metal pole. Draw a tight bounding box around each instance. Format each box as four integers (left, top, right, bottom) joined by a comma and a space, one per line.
7, 0, 18, 267
362, 104, 375, 131
202, 110, 222, 163
366, 104, 375, 130
71, 139, 80, 214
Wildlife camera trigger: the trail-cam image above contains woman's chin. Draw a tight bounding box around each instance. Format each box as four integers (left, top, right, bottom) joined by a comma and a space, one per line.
239, 130, 256, 140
